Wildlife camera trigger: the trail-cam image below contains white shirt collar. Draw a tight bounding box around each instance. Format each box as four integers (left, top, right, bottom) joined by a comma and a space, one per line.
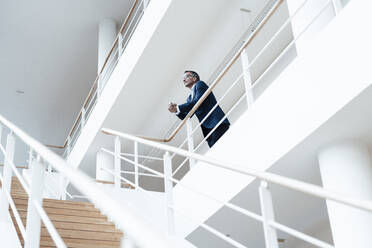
190, 83, 196, 98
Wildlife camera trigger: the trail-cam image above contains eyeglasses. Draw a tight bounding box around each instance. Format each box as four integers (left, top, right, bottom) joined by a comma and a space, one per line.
182, 74, 193, 80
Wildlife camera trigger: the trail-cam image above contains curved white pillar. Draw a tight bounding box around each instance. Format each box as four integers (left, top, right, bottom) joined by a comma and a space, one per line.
96, 150, 115, 185
318, 140, 372, 248
98, 19, 117, 73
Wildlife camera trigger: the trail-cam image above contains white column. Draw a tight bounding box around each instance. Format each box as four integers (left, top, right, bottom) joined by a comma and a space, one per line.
98, 19, 117, 74
318, 140, 372, 248
96, 150, 115, 185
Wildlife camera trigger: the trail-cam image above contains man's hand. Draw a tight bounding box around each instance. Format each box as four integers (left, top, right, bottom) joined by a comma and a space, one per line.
168, 102, 178, 113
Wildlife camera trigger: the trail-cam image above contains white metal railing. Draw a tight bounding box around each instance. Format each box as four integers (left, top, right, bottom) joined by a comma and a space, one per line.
44, 0, 151, 158
101, 126, 372, 248
0, 115, 176, 248
135, 0, 343, 180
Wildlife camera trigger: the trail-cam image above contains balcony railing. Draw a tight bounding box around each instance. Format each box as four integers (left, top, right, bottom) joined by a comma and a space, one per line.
46, 0, 150, 158
128, 0, 343, 179
0, 113, 175, 247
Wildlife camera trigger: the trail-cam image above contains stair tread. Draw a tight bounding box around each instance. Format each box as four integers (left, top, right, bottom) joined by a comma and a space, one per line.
7, 177, 123, 247
13, 210, 110, 224
13, 198, 99, 212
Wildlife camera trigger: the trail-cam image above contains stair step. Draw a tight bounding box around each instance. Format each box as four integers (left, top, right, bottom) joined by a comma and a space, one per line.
13, 204, 104, 218
24, 237, 121, 248
12, 198, 99, 212
11, 217, 118, 233
12, 210, 110, 224
7, 176, 123, 247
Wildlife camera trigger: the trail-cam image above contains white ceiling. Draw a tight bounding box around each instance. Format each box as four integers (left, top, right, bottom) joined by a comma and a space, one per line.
0, 0, 134, 145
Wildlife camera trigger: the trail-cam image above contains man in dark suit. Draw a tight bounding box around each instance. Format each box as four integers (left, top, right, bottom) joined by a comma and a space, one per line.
168, 71, 230, 148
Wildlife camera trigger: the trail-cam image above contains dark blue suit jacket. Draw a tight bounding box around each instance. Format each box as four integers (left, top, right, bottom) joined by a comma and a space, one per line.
177, 81, 230, 129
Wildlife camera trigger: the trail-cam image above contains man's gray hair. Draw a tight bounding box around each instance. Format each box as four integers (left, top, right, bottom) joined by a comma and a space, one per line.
184, 70, 200, 81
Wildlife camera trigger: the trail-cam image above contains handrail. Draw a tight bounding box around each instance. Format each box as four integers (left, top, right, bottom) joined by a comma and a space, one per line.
136, 0, 284, 143
45, 0, 140, 150
0, 114, 174, 248
102, 127, 372, 213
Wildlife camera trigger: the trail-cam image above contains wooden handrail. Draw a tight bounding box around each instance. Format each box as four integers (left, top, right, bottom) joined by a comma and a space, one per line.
115, 0, 284, 143
45, 0, 140, 150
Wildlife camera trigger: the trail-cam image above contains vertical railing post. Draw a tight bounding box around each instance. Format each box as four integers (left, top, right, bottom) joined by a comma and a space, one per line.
66, 136, 71, 156
28, 148, 34, 169
259, 181, 279, 248
118, 33, 124, 56
25, 155, 45, 248
163, 152, 175, 235
97, 74, 103, 97
240, 48, 254, 106
331, 0, 342, 15
0, 132, 15, 221
114, 136, 121, 189
59, 174, 66, 200
0, 124, 3, 161
186, 119, 195, 169
134, 141, 139, 189
81, 107, 86, 128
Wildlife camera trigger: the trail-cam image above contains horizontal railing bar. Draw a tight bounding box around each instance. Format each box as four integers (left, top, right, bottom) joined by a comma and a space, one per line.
96, 179, 134, 188
64, 189, 89, 199
0, 114, 174, 248
200, 223, 247, 248
121, 153, 163, 161
33, 199, 67, 248
269, 220, 334, 248
102, 128, 372, 213
102, 148, 163, 179
120, 170, 163, 178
